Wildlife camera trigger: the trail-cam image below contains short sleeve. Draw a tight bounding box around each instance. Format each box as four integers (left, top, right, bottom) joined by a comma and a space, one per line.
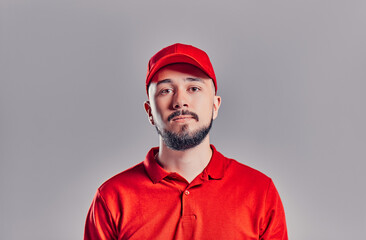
259, 180, 288, 240
84, 189, 117, 240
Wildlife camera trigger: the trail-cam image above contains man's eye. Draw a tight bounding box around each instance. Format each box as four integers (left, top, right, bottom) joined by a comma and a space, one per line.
189, 87, 200, 92
160, 89, 173, 95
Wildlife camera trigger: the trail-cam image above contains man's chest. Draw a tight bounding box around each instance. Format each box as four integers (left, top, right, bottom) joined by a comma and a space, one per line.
114, 180, 265, 240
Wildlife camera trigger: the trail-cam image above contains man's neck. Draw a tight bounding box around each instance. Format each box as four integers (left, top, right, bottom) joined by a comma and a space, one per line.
157, 136, 213, 183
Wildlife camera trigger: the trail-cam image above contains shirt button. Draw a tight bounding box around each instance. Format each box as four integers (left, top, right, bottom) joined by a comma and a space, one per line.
184, 190, 190, 196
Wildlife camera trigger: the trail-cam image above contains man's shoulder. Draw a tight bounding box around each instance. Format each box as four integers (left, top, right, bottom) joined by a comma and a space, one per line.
230, 158, 269, 178
98, 161, 147, 194
222, 154, 272, 187
212, 145, 271, 183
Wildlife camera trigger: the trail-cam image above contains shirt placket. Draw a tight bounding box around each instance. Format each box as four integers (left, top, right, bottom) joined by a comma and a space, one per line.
165, 173, 208, 239
180, 187, 196, 239
180, 174, 208, 239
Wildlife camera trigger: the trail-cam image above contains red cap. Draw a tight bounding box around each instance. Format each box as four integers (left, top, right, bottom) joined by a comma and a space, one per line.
146, 43, 217, 95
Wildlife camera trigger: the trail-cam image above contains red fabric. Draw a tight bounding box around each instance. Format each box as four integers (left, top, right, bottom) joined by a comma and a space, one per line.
84, 145, 288, 240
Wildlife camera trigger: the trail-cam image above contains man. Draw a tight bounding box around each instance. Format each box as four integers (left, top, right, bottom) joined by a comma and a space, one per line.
84, 43, 288, 240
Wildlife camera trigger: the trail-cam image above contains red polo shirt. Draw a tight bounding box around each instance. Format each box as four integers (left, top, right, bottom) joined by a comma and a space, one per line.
84, 145, 288, 240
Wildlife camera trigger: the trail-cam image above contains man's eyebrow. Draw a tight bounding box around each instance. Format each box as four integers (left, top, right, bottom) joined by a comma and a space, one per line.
156, 79, 172, 86
185, 77, 203, 83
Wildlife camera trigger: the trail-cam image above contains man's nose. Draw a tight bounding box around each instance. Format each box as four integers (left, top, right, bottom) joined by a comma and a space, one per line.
172, 89, 188, 109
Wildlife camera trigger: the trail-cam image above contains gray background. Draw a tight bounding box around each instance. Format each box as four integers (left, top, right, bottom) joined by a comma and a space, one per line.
1, 0, 365, 239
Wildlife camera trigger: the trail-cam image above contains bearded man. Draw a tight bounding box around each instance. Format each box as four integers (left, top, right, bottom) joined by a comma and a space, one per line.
84, 43, 288, 240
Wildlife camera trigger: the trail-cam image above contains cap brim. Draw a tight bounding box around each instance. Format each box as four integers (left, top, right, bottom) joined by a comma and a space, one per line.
146, 53, 214, 88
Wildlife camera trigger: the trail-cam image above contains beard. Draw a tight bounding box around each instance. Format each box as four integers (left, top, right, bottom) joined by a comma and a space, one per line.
155, 117, 213, 151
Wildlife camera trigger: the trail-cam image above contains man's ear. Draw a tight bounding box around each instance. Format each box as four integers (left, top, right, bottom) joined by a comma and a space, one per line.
144, 101, 155, 125
212, 95, 221, 120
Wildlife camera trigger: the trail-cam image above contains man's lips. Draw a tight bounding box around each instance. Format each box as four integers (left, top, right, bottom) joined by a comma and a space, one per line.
172, 116, 195, 122
167, 110, 199, 122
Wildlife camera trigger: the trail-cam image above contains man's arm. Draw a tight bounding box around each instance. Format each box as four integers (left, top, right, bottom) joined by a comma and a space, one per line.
259, 180, 288, 240
84, 189, 117, 240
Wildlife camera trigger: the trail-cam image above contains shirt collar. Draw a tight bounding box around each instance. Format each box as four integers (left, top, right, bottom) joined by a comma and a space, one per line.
143, 147, 170, 184
143, 144, 229, 184
204, 144, 228, 180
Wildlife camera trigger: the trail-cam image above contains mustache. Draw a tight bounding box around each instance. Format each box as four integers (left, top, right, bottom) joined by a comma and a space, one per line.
167, 110, 199, 122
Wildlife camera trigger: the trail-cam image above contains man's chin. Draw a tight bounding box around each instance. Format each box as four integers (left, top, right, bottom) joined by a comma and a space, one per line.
170, 125, 197, 136
155, 118, 213, 151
